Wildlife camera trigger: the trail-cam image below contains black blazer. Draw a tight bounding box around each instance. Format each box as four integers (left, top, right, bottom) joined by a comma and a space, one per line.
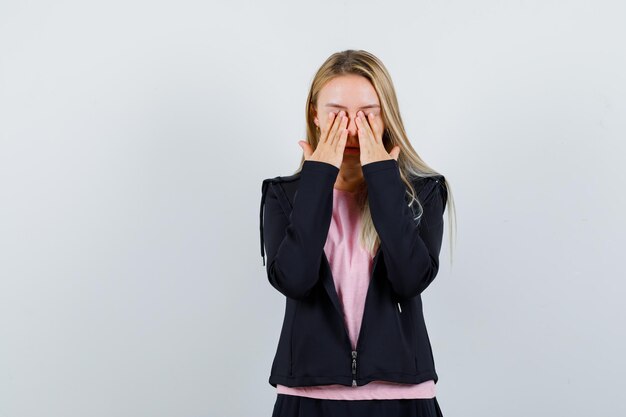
259, 158, 448, 388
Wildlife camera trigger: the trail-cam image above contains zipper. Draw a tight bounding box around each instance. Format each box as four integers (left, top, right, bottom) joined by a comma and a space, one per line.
351, 350, 358, 386
350, 244, 382, 387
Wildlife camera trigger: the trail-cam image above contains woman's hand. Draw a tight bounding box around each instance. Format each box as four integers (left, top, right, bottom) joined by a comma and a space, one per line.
355, 110, 400, 165
298, 111, 348, 169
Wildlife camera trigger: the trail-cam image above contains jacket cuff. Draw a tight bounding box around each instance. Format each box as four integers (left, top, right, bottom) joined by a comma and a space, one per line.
361, 158, 400, 183
361, 158, 399, 174
302, 160, 340, 175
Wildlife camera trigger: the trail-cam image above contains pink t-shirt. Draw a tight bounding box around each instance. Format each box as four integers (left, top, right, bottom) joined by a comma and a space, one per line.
276, 187, 436, 400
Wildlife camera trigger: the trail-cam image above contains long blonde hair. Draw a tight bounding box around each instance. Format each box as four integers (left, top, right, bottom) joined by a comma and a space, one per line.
293, 49, 457, 265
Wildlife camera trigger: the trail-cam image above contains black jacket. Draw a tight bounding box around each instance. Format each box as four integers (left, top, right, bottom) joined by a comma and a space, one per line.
259, 158, 448, 388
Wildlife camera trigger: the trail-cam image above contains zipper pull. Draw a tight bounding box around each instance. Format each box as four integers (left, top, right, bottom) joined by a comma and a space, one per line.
397, 302, 402, 313
351, 350, 357, 387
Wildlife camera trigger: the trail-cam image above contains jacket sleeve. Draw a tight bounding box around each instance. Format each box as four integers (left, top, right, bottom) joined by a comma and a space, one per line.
261, 160, 339, 299
362, 158, 448, 299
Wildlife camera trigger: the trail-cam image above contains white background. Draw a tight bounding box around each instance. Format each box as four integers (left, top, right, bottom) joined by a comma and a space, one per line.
1, 1, 624, 416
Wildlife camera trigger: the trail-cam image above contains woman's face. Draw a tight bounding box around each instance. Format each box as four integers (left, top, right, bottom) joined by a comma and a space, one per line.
314, 74, 384, 156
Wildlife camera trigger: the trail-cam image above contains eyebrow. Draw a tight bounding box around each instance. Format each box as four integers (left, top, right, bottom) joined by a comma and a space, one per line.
323, 103, 381, 109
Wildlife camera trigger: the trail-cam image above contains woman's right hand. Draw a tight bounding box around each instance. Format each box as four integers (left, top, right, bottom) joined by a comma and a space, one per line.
298, 111, 348, 169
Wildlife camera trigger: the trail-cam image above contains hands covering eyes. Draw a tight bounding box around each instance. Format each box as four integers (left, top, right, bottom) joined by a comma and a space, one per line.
298, 110, 400, 169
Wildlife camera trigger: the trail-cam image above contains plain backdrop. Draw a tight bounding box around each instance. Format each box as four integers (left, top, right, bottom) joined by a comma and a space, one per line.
1, 1, 625, 416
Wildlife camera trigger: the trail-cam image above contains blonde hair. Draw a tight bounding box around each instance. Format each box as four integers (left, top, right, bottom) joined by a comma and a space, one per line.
293, 49, 457, 265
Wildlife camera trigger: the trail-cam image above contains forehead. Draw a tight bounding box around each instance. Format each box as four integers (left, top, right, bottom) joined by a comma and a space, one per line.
317, 74, 380, 109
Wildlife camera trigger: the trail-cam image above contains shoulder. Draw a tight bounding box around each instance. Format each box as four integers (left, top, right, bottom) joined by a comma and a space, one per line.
262, 171, 301, 186
261, 171, 302, 198
409, 174, 446, 200
260, 171, 302, 213
262, 160, 340, 187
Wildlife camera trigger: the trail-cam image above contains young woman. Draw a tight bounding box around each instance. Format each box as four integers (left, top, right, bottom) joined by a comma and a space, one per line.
259, 49, 456, 417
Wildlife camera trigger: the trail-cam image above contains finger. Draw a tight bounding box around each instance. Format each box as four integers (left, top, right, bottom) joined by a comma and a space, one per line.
326, 110, 344, 145
335, 120, 349, 152
359, 111, 376, 140
390, 146, 401, 161
355, 111, 375, 145
367, 112, 383, 144
319, 111, 336, 143
331, 112, 349, 146
299, 140, 313, 160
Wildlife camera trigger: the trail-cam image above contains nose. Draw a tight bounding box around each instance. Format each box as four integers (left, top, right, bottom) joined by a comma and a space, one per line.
344, 113, 358, 138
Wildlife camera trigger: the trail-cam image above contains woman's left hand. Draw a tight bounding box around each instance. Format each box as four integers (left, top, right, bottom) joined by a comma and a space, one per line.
355, 110, 401, 165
